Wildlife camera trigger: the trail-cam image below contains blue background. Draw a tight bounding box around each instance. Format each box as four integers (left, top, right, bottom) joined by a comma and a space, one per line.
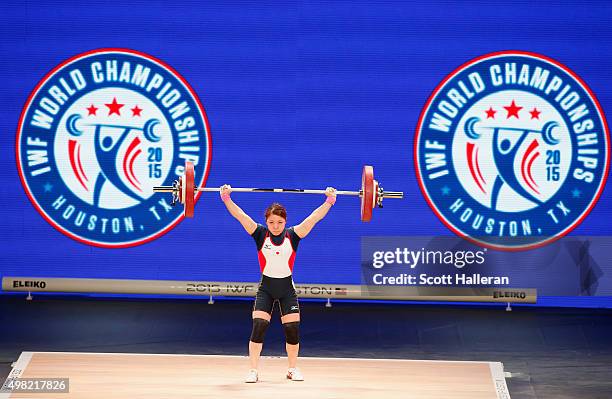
1, 1, 611, 305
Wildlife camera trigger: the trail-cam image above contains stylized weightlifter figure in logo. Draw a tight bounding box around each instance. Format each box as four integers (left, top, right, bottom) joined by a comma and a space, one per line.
463, 116, 560, 210
66, 113, 161, 207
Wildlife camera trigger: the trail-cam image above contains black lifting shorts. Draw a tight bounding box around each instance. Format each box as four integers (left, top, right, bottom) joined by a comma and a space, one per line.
254, 275, 300, 316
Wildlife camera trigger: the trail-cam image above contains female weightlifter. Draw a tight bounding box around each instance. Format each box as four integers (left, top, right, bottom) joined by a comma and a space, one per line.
220, 184, 337, 383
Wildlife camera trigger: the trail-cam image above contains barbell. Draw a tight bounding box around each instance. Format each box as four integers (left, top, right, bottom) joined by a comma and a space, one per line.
153, 161, 403, 221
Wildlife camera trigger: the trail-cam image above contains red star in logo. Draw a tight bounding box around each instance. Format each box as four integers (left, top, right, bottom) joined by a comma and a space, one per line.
105, 97, 124, 116
504, 100, 522, 119
86, 104, 98, 116
131, 105, 143, 117
485, 107, 496, 119
529, 107, 541, 120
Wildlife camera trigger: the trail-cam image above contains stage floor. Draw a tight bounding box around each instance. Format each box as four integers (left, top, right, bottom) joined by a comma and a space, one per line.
0, 352, 510, 398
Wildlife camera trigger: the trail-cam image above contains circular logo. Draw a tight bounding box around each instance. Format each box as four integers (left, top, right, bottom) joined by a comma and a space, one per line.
415, 51, 609, 250
17, 49, 211, 247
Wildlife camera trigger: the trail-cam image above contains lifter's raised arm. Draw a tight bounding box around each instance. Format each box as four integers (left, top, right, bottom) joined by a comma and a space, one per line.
220, 184, 257, 235
294, 187, 337, 238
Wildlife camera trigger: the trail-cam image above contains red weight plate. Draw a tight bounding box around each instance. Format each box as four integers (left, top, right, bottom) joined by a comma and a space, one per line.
184, 161, 195, 218
361, 165, 374, 222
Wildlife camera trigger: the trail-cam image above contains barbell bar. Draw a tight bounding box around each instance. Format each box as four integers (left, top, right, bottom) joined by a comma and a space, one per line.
153, 162, 403, 221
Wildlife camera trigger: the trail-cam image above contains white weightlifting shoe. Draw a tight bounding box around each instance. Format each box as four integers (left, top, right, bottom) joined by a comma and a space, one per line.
286, 367, 304, 381
245, 369, 258, 383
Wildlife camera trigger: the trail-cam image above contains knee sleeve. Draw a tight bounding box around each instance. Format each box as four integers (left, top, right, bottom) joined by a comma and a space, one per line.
283, 321, 300, 345
250, 318, 270, 343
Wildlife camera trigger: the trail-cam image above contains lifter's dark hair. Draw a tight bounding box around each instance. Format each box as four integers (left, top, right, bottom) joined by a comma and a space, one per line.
265, 203, 287, 220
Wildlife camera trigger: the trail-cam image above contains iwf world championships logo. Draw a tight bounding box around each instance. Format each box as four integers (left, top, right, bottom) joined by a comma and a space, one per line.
17, 49, 211, 247
415, 51, 609, 250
